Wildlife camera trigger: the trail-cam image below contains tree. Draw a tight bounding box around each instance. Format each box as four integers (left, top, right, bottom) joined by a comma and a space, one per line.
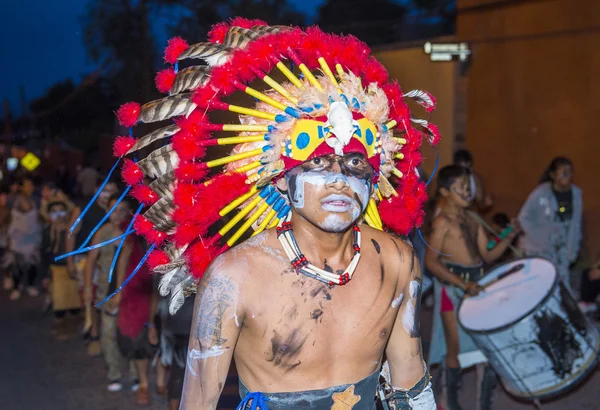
316, 0, 407, 46
82, 0, 159, 103
164, 0, 306, 40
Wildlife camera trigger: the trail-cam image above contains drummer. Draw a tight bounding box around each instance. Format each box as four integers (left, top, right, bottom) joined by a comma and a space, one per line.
424, 165, 519, 410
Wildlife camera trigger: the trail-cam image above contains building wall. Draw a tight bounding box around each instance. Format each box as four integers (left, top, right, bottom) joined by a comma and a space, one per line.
374, 46, 458, 190
458, 0, 600, 258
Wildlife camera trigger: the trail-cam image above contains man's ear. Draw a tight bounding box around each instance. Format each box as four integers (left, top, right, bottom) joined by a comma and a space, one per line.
276, 176, 288, 193
439, 187, 450, 198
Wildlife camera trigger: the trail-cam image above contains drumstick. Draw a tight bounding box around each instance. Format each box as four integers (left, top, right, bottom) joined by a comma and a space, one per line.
466, 211, 523, 257
481, 263, 525, 290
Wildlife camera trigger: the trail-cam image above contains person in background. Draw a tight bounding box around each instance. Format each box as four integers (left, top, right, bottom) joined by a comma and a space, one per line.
426, 165, 519, 410
0, 190, 11, 291
161, 295, 195, 410
518, 157, 582, 292
66, 179, 118, 352
578, 254, 600, 315
7, 176, 42, 300
83, 193, 137, 392
114, 207, 159, 405
42, 196, 82, 340
76, 165, 100, 201
453, 149, 493, 213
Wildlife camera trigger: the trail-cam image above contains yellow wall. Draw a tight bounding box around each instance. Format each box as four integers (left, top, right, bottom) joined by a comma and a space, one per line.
374, 46, 458, 186
458, 0, 600, 257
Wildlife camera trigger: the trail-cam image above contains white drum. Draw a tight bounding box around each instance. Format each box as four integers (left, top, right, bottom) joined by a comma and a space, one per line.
458, 258, 600, 400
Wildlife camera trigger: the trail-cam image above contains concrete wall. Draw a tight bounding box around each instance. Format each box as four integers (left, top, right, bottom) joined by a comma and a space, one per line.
374, 46, 458, 189
458, 0, 600, 258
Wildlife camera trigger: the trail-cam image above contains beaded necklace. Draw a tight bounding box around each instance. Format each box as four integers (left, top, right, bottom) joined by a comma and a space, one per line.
276, 214, 361, 286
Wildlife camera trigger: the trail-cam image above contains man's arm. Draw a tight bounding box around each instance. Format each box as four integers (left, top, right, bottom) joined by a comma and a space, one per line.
179, 255, 245, 410
385, 241, 436, 409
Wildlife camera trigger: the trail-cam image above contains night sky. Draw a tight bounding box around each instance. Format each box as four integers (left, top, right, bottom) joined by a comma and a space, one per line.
0, 0, 379, 117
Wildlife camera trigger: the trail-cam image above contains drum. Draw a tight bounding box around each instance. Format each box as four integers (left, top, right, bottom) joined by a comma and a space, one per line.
458, 257, 600, 400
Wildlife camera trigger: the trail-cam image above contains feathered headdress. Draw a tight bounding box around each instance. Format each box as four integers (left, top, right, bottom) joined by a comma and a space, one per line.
96, 18, 439, 313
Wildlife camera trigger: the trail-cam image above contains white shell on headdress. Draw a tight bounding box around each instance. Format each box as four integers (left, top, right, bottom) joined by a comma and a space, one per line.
324, 101, 358, 156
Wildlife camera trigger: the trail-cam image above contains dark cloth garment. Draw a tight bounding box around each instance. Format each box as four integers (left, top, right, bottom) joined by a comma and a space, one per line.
117, 239, 153, 339
12, 260, 37, 288
117, 327, 156, 360
54, 309, 81, 318
238, 370, 380, 410
168, 334, 190, 401
42, 226, 67, 267
440, 261, 485, 284
165, 294, 196, 335
74, 201, 106, 249
552, 188, 573, 222
581, 268, 600, 303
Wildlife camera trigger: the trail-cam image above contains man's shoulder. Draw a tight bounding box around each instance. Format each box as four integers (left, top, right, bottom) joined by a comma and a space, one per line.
360, 224, 414, 268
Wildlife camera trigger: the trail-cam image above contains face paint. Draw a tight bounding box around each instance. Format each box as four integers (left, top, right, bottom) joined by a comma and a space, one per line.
391, 293, 404, 309
285, 154, 373, 232
402, 280, 421, 338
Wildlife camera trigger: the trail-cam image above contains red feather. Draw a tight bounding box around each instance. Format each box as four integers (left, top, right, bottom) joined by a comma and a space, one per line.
362, 58, 388, 85
186, 239, 221, 279
191, 86, 222, 109
174, 110, 212, 139
208, 22, 230, 44
113, 135, 136, 157
164, 37, 189, 64
172, 130, 207, 161
116, 102, 140, 128
229, 17, 267, 28
175, 162, 209, 181
209, 65, 238, 95
121, 159, 144, 186
133, 216, 154, 236
155, 68, 176, 93
172, 173, 250, 245
130, 184, 159, 205
146, 249, 170, 270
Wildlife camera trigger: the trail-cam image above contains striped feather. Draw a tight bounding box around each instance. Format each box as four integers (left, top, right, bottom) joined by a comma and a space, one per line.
137, 145, 179, 179
149, 171, 175, 198
164, 243, 187, 261
127, 125, 180, 155
404, 89, 435, 111
178, 42, 231, 66
171, 66, 210, 95
249, 25, 289, 36
223, 27, 255, 48
144, 193, 175, 232
139, 94, 196, 124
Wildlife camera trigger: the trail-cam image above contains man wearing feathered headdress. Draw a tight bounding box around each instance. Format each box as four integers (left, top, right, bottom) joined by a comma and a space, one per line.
96, 18, 441, 409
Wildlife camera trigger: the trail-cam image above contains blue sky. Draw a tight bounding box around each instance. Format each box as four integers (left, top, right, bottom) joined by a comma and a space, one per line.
0, 0, 95, 117
1, 0, 419, 117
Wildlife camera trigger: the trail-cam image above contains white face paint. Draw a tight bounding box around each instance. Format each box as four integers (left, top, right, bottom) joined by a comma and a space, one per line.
287, 171, 370, 211
391, 293, 404, 309
402, 280, 421, 337
187, 346, 229, 377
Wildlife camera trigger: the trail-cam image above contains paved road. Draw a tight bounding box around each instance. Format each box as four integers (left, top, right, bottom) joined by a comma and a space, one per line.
0, 288, 598, 410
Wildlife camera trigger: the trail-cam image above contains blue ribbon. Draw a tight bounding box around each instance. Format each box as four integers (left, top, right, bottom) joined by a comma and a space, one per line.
95, 244, 155, 308
69, 158, 121, 236
236, 392, 270, 410
54, 230, 135, 262
78, 186, 132, 250
107, 203, 144, 284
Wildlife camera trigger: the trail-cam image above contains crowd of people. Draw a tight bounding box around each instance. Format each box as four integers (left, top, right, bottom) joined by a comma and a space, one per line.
0, 166, 192, 409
